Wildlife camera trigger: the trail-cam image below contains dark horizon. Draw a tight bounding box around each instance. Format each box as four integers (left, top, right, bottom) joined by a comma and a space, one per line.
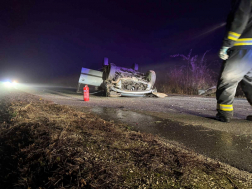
0, 0, 230, 84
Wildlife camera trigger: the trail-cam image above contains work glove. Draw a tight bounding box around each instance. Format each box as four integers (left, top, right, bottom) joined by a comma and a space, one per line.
219, 46, 229, 60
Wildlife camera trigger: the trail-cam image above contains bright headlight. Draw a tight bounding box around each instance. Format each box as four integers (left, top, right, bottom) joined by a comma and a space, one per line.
3, 81, 12, 86
3, 81, 18, 87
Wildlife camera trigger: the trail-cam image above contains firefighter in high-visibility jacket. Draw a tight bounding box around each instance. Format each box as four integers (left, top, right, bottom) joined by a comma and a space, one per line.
217, 0, 252, 122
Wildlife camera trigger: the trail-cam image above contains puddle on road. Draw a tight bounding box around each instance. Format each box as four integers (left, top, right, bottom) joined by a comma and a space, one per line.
92, 107, 252, 173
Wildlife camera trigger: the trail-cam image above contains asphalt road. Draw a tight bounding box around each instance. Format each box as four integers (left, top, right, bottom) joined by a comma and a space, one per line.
20, 84, 252, 173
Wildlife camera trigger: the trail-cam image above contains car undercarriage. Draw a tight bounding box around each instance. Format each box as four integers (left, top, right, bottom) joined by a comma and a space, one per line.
77, 58, 157, 97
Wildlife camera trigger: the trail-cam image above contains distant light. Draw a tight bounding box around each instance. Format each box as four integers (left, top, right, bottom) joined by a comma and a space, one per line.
3, 80, 18, 87
12, 80, 18, 86
3, 81, 12, 87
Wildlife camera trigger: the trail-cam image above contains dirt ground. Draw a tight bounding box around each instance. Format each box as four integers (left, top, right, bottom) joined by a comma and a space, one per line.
0, 89, 252, 189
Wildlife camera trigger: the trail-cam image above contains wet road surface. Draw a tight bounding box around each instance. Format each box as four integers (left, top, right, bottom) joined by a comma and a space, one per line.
92, 107, 252, 172
21, 85, 252, 172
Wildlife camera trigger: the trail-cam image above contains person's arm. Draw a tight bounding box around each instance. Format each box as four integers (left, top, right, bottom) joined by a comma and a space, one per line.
223, 0, 251, 47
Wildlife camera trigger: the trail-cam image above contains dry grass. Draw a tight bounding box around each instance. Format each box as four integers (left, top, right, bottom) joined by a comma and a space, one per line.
155, 50, 246, 97
0, 90, 251, 188
156, 50, 219, 95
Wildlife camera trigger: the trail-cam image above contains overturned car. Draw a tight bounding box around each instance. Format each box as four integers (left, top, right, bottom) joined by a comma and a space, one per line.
77, 58, 157, 97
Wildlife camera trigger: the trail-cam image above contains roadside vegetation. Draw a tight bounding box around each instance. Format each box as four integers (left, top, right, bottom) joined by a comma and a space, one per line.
155, 50, 246, 97
0, 90, 251, 188
155, 50, 219, 95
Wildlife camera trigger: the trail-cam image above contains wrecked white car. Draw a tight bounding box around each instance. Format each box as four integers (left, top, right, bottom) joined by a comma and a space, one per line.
77, 58, 157, 97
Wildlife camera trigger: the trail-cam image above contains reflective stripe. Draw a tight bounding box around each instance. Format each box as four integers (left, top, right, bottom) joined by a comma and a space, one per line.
234, 43, 252, 46
234, 38, 252, 46
229, 31, 241, 37
220, 108, 233, 111
217, 104, 233, 111
228, 36, 238, 41
228, 31, 241, 41
237, 38, 252, 41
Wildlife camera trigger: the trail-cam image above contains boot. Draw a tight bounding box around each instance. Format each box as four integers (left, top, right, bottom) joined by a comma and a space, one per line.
216, 110, 233, 123
216, 113, 231, 122
247, 115, 252, 121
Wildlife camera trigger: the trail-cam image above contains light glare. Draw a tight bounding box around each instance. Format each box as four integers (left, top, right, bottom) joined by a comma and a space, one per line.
3, 81, 18, 87
3, 81, 12, 87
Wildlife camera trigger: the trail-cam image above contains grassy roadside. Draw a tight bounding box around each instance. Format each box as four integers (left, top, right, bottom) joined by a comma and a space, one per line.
0, 90, 251, 188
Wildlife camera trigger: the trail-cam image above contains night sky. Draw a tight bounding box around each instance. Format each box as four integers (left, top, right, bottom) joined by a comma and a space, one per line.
0, 0, 230, 84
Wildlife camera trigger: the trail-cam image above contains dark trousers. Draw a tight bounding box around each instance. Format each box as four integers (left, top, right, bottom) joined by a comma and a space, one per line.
216, 49, 252, 117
